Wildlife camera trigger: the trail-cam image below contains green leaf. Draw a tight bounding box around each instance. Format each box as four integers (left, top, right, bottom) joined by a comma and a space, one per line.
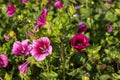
68, 5, 76, 15
82, 75, 90, 80
99, 74, 110, 80
117, 2, 120, 8
40, 71, 58, 79
80, 8, 91, 18
71, 53, 86, 65
94, 14, 100, 20
27, 57, 35, 64
47, 11, 54, 21
104, 11, 117, 22
67, 68, 84, 76
112, 73, 120, 79
4, 73, 11, 80
86, 63, 92, 71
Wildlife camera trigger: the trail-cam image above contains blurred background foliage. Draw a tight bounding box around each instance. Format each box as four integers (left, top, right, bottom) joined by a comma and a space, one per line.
0, 0, 120, 80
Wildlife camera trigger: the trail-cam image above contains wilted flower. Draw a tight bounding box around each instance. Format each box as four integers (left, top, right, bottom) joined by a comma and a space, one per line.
54, 0, 63, 9
0, 54, 8, 68
71, 34, 90, 52
73, 13, 80, 17
48, 0, 55, 6
22, 0, 28, 4
48, 26, 51, 31
29, 31, 34, 36
7, 4, 16, 17
31, 37, 52, 61
101, 64, 107, 70
107, 25, 112, 32
34, 9, 48, 31
84, 72, 90, 77
75, 6, 80, 10
12, 39, 32, 56
106, 0, 111, 4
78, 22, 88, 33
4, 35, 11, 40
18, 62, 30, 75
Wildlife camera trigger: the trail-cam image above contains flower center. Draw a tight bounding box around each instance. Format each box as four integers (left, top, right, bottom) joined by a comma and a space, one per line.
21, 46, 26, 54
75, 40, 82, 46
39, 45, 48, 53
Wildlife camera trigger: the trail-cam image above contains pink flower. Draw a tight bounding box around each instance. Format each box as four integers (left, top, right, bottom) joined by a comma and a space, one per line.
107, 25, 112, 32
29, 31, 34, 36
54, 0, 63, 9
4, 35, 11, 40
12, 39, 32, 56
18, 62, 30, 75
7, 4, 16, 17
31, 37, 52, 61
78, 22, 88, 33
34, 9, 48, 31
0, 54, 8, 68
22, 0, 28, 4
71, 34, 90, 52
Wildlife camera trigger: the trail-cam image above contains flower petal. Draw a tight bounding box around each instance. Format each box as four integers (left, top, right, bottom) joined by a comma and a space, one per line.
0, 54, 8, 68
18, 62, 30, 75
12, 41, 23, 55
31, 37, 52, 61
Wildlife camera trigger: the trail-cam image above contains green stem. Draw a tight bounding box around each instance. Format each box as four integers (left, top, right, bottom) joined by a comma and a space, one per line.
59, 37, 66, 80
9, 0, 10, 3
61, 52, 65, 80
45, 59, 49, 73
86, 0, 88, 8
70, 59, 90, 80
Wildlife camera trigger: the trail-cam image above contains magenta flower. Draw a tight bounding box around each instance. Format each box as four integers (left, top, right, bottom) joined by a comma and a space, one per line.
12, 39, 32, 56
0, 54, 8, 68
22, 0, 28, 4
71, 34, 90, 52
54, 0, 63, 9
4, 35, 11, 40
78, 22, 88, 33
7, 4, 16, 17
18, 62, 30, 75
31, 37, 52, 61
34, 9, 48, 31
107, 25, 112, 32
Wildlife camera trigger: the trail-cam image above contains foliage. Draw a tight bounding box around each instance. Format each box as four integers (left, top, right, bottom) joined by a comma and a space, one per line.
0, 0, 120, 80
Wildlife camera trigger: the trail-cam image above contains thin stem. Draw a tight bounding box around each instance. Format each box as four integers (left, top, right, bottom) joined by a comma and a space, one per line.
60, 47, 66, 80
117, 63, 120, 71
8, 0, 10, 3
45, 59, 49, 73
70, 58, 90, 80
59, 36, 66, 80
86, 0, 88, 8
